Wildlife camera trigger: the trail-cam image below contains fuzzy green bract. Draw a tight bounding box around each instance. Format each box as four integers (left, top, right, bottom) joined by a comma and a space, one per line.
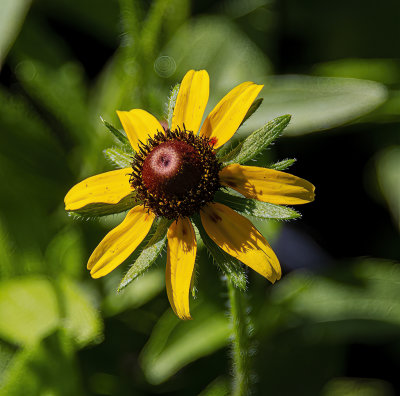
118, 218, 170, 291
220, 114, 291, 165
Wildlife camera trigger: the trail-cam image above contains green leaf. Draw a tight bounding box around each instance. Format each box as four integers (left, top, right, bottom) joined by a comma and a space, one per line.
240, 98, 263, 127
67, 192, 139, 217
140, 305, 230, 385
375, 146, 400, 230
322, 377, 393, 396
243, 75, 388, 136
0, 0, 32, 67
103, 146, 133, 168
314, 58, 400, 85
267, 158, 297, 171
163, 16, 272, 89
15, 61, 92, 145
192, 216, 247, 290
166, 83, 180, 128
0, 219, 14, 279
0, 277, 60, 346
220, 115, 291, 166
0, 331, 84, 396
59, 278, 103, 347
0, 276, 103, 348
198, 377, 230, 396
0, 341, 16, 384
45, 227, 84, 278
101, 117, 131, 148
104, 268, 164, 316
118, 218, 170, 291
141, 0, 173, 59
270, 259, 400, 330
215, 191, 301, 220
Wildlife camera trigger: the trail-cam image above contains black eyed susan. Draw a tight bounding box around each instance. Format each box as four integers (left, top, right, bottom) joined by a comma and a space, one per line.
65, 70, 315, 320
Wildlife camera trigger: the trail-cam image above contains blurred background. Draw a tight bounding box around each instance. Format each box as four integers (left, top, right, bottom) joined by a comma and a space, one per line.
0, 0, 399, 395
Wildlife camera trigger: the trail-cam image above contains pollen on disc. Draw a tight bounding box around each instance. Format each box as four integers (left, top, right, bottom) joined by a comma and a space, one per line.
141, 141, 203, 196
148, 145, 180, 177
130, 128, 221, 219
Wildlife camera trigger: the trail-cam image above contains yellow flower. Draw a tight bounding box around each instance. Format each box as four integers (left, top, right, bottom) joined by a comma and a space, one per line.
65, 70, 315, 320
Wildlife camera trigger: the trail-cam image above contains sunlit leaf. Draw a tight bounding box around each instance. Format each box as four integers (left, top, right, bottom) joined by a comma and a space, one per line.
0, 277, 59, 346
243, 75, 388, 136
270, 259, 400, 329
0, 0, 31, 66
0, 276, 103, 347
141, 305, 230, 384
45, 227, 85, 278
59, 278, 104, 347
104, 268, 164, 316
375, 146, 400, 230
162, 16, 272, 92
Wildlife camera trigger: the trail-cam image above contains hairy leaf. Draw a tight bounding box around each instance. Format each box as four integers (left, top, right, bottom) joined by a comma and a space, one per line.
267, 158, 297, 171
166, 83, 180, 128
101, 117, 131, 147
104, 146, 133, 168
215, 191, 300, 220
220, 115, 291, 166
118, 218, 170, 291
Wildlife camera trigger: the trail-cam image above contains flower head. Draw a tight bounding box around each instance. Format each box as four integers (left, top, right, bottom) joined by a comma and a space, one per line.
65, 70, 315, 320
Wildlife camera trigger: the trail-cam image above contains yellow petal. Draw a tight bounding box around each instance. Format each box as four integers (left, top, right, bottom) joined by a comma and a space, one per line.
200, 203, 281, 283
171, 70, 209, 133
166, 217, 197, 320
65, 168, 133, 211
220, 164, 315, 205
116, 109, 164, 152
199, 82, 263, 148
88, 205, 155, 278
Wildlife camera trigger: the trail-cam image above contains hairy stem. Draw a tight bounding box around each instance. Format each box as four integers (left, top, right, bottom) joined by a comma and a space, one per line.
227, 279, 253, 396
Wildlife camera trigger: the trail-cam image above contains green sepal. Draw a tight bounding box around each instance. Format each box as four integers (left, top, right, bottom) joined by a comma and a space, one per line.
240, 98, 263, 127
100, 116, 132, 149
103, 146, 133, 168
166, 83, 180, 129
67, 192, 139, 218
118, 218, 171, 292
214, 190, 301, 220
220, 114, 291, 166
192, 215, 247, 291
267, 158, 297, 171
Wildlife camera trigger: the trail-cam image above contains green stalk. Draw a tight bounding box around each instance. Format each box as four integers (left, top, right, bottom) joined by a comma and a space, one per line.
227, 279, 253, 396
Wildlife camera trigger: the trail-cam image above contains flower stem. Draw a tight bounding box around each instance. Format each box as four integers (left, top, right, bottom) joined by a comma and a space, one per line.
227, 279, 253, 396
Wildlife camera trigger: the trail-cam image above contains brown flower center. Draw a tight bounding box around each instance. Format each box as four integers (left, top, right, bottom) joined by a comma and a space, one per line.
130, 128, 221, 219
142, 141, 203, 197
